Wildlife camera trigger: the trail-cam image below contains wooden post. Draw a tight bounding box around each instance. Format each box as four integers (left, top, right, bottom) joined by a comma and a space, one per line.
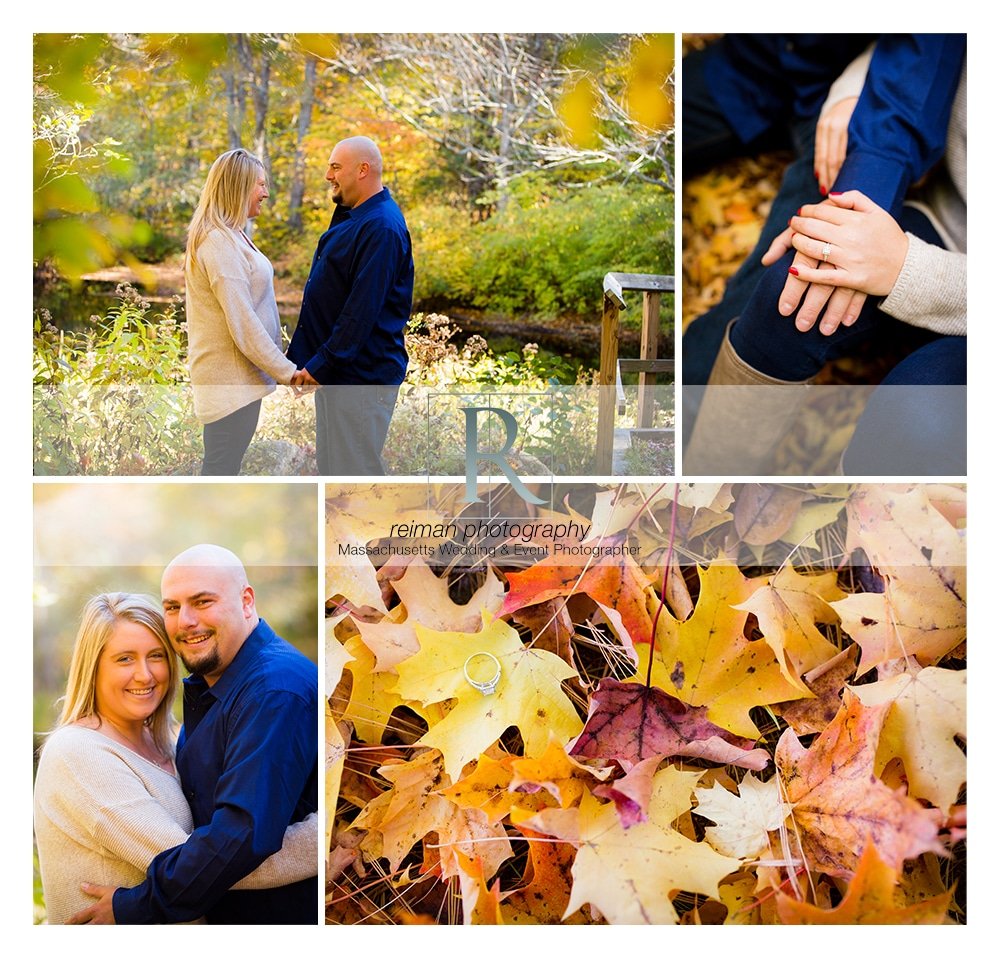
636, 291, 661, 429
595, 292, 620, 474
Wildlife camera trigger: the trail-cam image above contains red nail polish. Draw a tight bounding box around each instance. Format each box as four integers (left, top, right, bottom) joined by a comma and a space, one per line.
796, 207, 802, 216
814, 170, 819, 180
830, 191, 843, 196
820, 185, 828, 196
788, 266, 799, 276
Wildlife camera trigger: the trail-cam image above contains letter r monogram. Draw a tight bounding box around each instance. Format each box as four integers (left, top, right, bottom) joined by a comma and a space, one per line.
462, 407, 545, 504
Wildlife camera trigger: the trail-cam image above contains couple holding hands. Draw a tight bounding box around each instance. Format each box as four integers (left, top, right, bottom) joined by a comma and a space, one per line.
683, 35, 967, 475
187, 135, 413, 477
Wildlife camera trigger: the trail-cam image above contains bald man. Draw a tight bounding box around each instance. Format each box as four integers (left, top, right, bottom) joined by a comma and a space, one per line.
287, 135, 414, 476
69, 545, 318, 925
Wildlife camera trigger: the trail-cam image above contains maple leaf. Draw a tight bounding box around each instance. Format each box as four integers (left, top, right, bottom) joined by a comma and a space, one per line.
733, 484, 809, 545
635, 560, 807, 737
508, 738, 610, 809
835, 485, 965, 674
570, 678, 770, 771
509, 599, 578, 669
775, 647, 858, 736
775, 690, 944, 878
519, 767, 741, 924
341, 635, 407, 744
325, 706, 347, 853
353, 749, 512, 880
455, 852, 505, 925
850, 667, 966, 810
356, 559, 504, 672
499, 828, 583, 924
776, 840, 953, 924
436, 752, 552, 825
593, 754, 663, 827
392, 614, 583, 781
735, 565, 845, 685
501, 551, 654, 652
694, 776, 790, 859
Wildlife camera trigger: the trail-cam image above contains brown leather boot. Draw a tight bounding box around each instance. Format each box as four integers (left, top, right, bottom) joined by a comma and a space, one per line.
683, 322, 812, 475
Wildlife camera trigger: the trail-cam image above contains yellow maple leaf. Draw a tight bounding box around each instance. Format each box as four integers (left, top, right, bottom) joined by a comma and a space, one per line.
735, 565, 845, 686
437, 752, 553, 825
509, 737, 610, 809
353, 749, 512, 880
633, 560, 807, 737
851, 667, 966, 810
836, 485, 965, 674
356, 559, 504, 672
393, 614, 583, 781
520, 767, 740, 924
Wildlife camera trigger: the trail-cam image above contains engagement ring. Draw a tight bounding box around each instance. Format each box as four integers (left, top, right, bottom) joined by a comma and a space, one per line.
463, 652, 502, 696
821, 242, 831, 263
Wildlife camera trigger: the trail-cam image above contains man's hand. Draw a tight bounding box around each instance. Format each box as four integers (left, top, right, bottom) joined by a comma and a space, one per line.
290, 368, 320, 397
65, 882, 118, 924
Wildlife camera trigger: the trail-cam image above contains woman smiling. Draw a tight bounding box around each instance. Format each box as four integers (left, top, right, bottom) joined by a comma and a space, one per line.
32, 593, 315, 924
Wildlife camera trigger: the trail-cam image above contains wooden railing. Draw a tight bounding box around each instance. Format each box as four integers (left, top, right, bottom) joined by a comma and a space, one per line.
595, 272, 675, 474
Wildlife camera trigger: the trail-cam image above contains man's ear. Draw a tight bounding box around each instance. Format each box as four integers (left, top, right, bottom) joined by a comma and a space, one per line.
242, 585, 256, 619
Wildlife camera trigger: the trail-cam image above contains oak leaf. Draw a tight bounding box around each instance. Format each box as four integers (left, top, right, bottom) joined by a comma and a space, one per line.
635, 560, 807, 737
519, 767, 740, 924
775, 690, 943, 878
694, 776, 790, 859
393, 614, 583, 781
850, 667, 966, 810
776, 840, 952, 924
570, 678, 769, 771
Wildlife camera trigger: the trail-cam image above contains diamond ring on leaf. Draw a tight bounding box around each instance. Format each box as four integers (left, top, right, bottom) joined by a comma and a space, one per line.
463, 652, 502, 696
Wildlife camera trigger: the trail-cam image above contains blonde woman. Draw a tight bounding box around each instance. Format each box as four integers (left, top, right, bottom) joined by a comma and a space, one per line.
32, 593, 316, 924
185, 149, 302, 475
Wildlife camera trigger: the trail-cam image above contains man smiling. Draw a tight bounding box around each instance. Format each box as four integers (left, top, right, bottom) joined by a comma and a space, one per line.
68, 544, 318, 924
287, 135, 414, 476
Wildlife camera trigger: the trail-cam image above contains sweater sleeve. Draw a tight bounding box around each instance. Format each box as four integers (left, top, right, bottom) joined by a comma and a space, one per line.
232, 812, 318, 889
197, 231, 298, 385
878, 233, 966, 336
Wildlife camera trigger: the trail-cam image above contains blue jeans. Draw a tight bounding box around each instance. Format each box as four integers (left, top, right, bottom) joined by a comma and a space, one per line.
315, 385, 398, 476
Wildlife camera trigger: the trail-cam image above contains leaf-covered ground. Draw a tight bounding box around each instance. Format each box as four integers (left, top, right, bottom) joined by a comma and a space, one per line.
325, 483, 966, 924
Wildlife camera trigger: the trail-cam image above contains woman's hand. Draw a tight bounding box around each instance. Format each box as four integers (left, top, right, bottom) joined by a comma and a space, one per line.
814, 96, 858, 195
786, 190, 909, 297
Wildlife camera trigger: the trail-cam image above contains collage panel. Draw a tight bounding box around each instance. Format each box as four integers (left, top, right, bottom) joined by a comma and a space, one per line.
33, 32, 675, 481
324, 481, 966, 925
32, 482, 320, 924
680, 34, 966, 477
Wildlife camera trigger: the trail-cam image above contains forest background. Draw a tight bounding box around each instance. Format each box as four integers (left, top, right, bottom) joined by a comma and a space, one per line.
33, 33, 675, 475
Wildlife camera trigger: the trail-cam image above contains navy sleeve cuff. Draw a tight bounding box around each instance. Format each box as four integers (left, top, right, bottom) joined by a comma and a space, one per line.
832, 151, 909, 217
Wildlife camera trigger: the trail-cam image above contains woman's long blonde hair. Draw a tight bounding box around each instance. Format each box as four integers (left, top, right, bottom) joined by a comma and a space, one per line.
186, 148, 264, 264
55, 593, 178, 756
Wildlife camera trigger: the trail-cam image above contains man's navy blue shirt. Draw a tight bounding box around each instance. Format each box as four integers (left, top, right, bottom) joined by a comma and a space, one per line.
113, 619, 318, 924
287, 187, 413, 386
706, 34, 966, 214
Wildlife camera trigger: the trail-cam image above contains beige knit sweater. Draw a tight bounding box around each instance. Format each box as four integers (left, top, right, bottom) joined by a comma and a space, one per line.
33, 725, 317, 924
185, 228, 298, 424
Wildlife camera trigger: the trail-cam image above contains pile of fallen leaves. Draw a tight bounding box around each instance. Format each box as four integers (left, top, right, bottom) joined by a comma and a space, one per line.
325, 482, 966, 924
